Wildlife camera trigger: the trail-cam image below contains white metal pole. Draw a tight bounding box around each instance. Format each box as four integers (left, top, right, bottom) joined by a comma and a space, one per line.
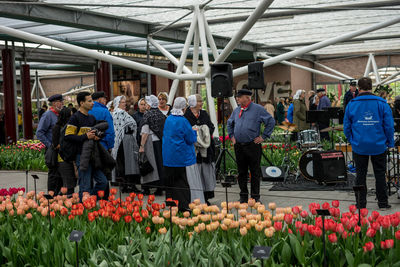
38, 79, 47, 100
197, 5, 219, 137
369, 53, 381, 84
234, 16, 400, 77
257, 53, 346, 81
191, 27, 200, 94
314, 62, 353, 80
376, 70, 400, 86
148, 37, 193, 75
0, 25, 204, 81
364, 56, 372, 77
203, 11, 238, 110
31, 79, 36, 98
384, 76, 400, 85
167, 9, 198, 105
212, 0, 274, 65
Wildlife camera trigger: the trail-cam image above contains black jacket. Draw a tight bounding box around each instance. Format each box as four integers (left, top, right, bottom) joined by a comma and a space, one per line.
79, 121, 115, 172
343, 89, 359, 111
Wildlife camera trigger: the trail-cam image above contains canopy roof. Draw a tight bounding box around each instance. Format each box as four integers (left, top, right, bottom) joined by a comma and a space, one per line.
0, 0, 399, 65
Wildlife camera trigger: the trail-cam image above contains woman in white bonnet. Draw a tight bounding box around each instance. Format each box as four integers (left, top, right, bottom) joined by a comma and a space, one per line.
139, 95, 166, 195
184, 94, 216, 205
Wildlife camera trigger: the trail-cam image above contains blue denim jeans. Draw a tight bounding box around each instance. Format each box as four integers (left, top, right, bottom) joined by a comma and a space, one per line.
75, 154, 108, 201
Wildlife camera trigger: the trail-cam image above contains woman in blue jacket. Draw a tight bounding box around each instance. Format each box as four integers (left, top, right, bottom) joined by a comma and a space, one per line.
162, 97, 197, 211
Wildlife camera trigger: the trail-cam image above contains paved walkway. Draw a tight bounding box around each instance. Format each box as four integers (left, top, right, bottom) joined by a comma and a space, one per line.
0, 169, 398, 215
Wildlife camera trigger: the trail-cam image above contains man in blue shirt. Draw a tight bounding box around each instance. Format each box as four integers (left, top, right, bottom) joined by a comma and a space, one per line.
344, 77, 394, 210
227, 89, 275, 203
88, 91, 115, 198
37, 94, 64, 194
88, 91, 115, 151
316, 88, 331, 140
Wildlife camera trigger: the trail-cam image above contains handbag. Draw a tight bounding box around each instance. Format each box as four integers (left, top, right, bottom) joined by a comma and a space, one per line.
45, 146, 58, 169
138, 152, 154, 176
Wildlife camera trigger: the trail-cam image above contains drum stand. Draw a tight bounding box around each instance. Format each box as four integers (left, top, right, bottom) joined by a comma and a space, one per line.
281, 130, 292, 183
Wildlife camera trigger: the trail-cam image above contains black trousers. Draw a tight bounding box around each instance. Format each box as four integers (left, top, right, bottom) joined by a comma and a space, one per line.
353, 151, 388, 207
164, 166, 191, 211
234, 142, 262, 201
47, 166, 63, 195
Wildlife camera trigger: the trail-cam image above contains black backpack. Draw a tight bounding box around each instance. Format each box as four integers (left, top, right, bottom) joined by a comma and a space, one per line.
59, 124, 79, 162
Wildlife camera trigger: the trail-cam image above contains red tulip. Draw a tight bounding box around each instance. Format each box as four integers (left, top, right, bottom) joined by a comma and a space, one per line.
129, 192, 136, 199
148, 195, 155, 202
112, 214, 120, 222
381, 241, 386, 250
152, 203, 161, 211
371, 211, 380, 220
300, 210, 308, 218
349, 205, 357, 214
395, 230, 400, 240
360, 208, 369, 217
366, 228, 376, 238
385, 239, 394, 249
88, 213, 95, 222
141, 209, 149, 219
97, 190, 104, 198
274, 221, 283, 231
391, 216, 400, 227
110, 188, 117, 195
341, 231, 348, 239
331, 200, 340, 208
288, 228, 293, 234
322, 202, 330, 209
134, 215, 143, 223
292, 206, 300, 215
364, 241, 374, 252
152, 210, 160, 217
327, 220, 336, 232
284, 214, 293, 225
336, 223, 344, 234
145, 226, 151, 234
354, 225, 361, 233
137, 194, 144, 200
381, 217, 391, 229
124, 215, 132, 223
328, 233, 337, 243
295, 221, 302, 229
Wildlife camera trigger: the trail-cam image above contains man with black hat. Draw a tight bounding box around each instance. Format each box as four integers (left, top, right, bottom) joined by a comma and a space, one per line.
37, 93, 64, 194
88, 91, 115, 152
227, 89, 275, 203
343, 81, 359, 111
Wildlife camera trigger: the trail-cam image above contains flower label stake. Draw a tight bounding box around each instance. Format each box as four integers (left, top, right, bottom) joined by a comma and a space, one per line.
31, 174, 39, 204
43, 194, 53, 232
252, 245, 271, 267
316, 209, 330, 267
165, 200, 177, 246
353, 185, 366, 238
69, 230, 84, 267
25, 170, 29, 192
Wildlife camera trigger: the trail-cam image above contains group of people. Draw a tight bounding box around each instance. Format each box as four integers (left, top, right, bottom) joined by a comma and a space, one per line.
36, 91, 217, 211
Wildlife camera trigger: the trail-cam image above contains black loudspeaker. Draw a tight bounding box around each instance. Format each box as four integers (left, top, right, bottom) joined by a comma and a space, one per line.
261, 166, 284, 182
211, 63, 233, 98
248, 61, 265, 89
312, 150, 347, 183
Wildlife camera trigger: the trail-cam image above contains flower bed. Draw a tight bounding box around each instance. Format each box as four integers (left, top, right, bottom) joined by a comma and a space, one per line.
0, 140, 46, 171
0, 189, 400, 266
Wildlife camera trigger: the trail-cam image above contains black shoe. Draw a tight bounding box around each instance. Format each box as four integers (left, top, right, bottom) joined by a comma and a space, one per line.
142, 189, 151, 196
239, 198, 248, 204
154, 189, 163, 196
205, 200, 211, 206
378, 203, 391, 210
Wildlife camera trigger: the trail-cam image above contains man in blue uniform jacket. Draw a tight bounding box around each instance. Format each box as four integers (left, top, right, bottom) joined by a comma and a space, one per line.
344, 77, 394, 210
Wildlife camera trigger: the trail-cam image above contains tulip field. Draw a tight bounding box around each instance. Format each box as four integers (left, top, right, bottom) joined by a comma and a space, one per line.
0, 188, 399, 266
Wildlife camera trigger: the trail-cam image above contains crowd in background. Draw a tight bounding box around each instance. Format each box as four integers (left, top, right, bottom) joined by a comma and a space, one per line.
34, 91, 216, 211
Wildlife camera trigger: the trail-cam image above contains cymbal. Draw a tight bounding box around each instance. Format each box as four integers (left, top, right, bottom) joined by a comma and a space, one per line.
320, 125, 344, 133
278, 125, 296, 132
282, 121, 296, 127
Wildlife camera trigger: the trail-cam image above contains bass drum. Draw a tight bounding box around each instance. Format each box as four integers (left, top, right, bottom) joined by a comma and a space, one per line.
298, 149, 317, 182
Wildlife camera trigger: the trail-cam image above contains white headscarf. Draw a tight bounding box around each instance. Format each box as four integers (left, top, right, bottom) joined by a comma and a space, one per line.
145, 95, 159, 108
171, 97, 187, 116
106, 101, 113, 111
293, 90, 305, 100
113, 95, 125, 111
187, 95, 197, 108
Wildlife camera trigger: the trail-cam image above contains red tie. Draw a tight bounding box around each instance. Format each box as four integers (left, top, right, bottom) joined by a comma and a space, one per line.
239, 102, 250, 118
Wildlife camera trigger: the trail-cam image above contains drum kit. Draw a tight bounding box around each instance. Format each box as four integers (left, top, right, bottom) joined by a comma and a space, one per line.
277, 121, 346, 184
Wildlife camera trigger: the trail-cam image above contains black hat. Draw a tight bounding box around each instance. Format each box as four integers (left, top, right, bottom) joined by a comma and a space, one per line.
236, 89, 252, 97
350, 81, 357, 86
316, 88, 325, 93
92, 91, 106, 100
48, 94, 63, 102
